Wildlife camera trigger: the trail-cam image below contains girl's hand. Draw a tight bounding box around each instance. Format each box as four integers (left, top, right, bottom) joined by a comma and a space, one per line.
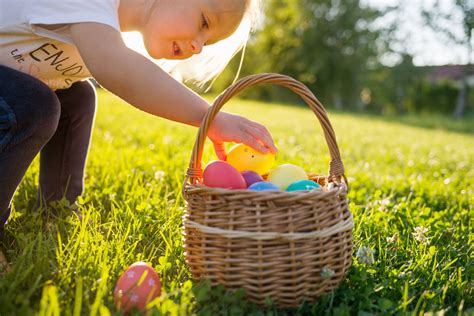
208, 112, 278, 160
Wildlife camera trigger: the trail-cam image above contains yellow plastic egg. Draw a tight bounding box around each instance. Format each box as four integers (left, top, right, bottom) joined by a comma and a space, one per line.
267, 164, 308, 190
226, 144, 275, 175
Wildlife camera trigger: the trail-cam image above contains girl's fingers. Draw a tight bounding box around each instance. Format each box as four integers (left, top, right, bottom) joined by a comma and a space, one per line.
212, 141, 227, 161
241, 132, 270, 154
247, 123, 278, 154
209, 113, 277, 156
257, 127, 278, 153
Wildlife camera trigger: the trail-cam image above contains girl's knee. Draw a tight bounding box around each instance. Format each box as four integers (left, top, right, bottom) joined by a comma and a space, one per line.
31, 86, 61, 140
74, 80, 96, 102
68, 80, 97, 118
3, 77, 60, 143
0, 66, 60, 149
7, 82, 61, 145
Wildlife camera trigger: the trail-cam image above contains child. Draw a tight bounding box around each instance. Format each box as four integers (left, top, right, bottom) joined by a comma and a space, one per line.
0, 0, 278, 263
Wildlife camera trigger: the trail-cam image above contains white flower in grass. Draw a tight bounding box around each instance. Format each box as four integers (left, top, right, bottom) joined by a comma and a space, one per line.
367, 197, 391, 212
377, 198, 391, 212
154, 171, 165, 181
412, 226, 429, 243
163, 135, 173, 144
398, 271, 407, 279
356, 246, 375, 265
321, 266, 335, 279
104, 131, 113, 142
386, 233, 398, 243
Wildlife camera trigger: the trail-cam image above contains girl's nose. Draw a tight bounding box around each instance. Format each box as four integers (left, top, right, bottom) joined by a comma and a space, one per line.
190, 39, 203, 54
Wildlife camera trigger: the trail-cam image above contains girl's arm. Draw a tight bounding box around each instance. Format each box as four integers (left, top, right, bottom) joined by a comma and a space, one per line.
69, 22, 277, 158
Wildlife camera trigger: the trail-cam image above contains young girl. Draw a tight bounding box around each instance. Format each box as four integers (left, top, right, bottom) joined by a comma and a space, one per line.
0, 0, 278, 265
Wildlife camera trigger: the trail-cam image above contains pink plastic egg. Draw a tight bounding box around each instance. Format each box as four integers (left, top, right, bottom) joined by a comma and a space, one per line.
114, 262, 161, 312
241, 170, 264, 188
203, 160, 247, 189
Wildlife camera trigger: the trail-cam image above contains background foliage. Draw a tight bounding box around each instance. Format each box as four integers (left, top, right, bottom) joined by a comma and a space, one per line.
209, 0, 474, 117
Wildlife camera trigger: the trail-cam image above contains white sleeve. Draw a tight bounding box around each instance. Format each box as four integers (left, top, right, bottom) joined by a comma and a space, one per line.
26, 0, 121, 38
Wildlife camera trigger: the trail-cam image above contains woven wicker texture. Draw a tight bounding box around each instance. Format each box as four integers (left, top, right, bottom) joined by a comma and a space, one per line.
183, 73, 353, 307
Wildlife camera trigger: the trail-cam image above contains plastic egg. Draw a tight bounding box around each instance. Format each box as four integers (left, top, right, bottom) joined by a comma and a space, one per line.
286, 179, 321, 192
241, 170, 264, 188
248, 181, 280, 191
267, 164, 308, 190
114, 262, 161, 312
203, 160, 247, 189
226, 144, 275, 175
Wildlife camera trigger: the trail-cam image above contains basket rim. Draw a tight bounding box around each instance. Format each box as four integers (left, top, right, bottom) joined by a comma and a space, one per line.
183, 180, 347, 197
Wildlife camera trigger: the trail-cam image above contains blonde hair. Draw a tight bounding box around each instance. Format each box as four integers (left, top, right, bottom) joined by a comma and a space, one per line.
155, 0, 262, 87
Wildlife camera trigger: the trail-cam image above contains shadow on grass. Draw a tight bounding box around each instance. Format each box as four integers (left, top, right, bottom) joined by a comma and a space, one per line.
191, 279, 326, 316
189, 271, 387, 316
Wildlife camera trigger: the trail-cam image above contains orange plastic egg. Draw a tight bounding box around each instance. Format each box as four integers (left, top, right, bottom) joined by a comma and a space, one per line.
203, 160, 247, 189
114, 262, 161, 312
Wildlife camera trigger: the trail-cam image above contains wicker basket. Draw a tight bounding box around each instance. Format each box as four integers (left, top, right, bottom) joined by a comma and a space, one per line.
182, 73, 353, 307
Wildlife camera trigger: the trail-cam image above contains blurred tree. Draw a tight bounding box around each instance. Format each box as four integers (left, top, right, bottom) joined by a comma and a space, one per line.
366, 53, 423, 114
422, 0, 474, 118
213, 0, 385, 110
389, 54, 423, 113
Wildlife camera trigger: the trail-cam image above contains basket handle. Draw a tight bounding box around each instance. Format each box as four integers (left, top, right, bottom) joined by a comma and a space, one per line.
185, 73, 346, 186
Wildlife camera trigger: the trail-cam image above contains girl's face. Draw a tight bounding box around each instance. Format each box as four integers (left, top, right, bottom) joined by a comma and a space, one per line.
143, 0, 245, 60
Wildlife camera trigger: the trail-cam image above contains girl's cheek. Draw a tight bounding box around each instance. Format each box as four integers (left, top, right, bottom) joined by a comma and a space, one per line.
142, 34, 161, 59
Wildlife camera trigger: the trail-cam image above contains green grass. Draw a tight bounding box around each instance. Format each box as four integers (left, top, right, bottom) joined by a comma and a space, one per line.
1, 89, 473, 315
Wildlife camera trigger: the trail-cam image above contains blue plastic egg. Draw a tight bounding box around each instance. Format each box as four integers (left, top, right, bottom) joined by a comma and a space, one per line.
248, 181, 280, 191
286, 180, 321, 192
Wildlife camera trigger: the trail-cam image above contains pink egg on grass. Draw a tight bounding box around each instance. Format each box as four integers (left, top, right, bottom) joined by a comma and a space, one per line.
241, 170, 264, 188
114, 262, 161, 312
203, 160, 247, 189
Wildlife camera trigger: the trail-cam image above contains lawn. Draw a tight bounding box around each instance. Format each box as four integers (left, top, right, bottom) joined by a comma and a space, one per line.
0, 88, 472, 315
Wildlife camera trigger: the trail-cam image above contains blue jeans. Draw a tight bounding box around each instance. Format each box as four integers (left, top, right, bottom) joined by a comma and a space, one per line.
0, 65, 96, 237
